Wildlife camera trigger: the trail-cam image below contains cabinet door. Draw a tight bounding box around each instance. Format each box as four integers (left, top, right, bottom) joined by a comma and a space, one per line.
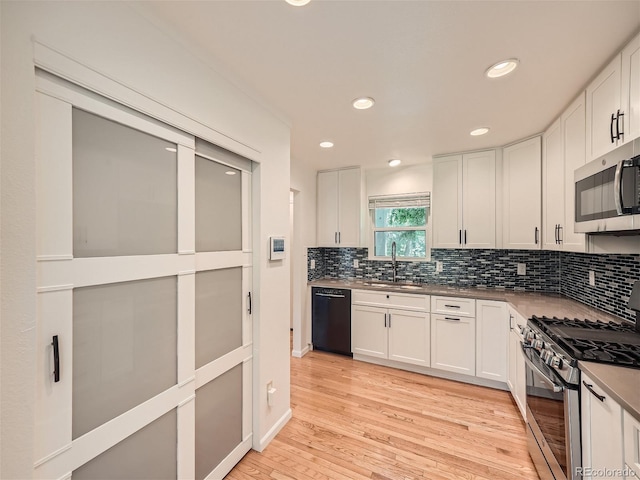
317, 171, 339, 246
462, 151, 496, 248
432, 155, 463, 248
586, 54, 622, 160
475, 300, 507, 382
561, 93, 586, 252
623, 410, 640, 479
431, 314, 475, 376
514, 331, 526, 420
503, 137, 542, 250
351, 305, 388, 359
622, 32, 640, 145
387, 309, 430, 367
581, 373, 624, 479
542, 117, 564, 251
337, 168, 361, 247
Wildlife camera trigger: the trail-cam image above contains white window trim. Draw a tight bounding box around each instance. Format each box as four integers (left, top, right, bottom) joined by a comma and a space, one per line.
366, 193, 431, 262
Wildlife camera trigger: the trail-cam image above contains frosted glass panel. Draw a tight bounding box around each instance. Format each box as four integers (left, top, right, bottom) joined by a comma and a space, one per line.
73, 277, 177, 438
195, 366, 242, 480
73, 108, 177, 257
195, 156, 242, 252
73, 408, 177, 480
195, 268, 242, 369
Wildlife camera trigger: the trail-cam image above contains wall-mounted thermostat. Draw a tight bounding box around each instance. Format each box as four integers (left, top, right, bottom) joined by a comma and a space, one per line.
269, 236, 286, 260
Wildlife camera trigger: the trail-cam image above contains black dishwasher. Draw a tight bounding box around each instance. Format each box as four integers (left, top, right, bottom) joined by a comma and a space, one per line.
311, 287, 352, 356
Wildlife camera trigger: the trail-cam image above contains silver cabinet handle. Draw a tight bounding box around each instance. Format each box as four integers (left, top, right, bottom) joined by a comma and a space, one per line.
315, 293, 345, 298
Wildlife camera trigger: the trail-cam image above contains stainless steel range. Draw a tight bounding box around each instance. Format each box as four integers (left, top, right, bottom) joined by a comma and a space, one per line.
521, 312, 640, 480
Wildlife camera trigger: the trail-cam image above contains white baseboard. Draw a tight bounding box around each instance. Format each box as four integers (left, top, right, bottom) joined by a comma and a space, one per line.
291, 345, 310, 358
256, 408, 292, 452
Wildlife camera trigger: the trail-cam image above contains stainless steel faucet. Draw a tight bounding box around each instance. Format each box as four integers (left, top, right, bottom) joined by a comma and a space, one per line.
391, 241, 398, 283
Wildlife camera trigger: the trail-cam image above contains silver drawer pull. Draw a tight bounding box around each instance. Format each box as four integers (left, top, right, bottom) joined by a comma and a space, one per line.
444, 304, 460, 308
444, 317, 460, 321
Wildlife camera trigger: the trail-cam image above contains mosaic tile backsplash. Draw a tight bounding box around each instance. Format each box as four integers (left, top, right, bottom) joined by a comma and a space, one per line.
308, 247, 640, 323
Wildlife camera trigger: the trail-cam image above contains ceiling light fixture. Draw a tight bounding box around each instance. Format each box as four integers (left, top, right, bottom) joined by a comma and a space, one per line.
285, 0, 310, 5
352, 97, 375, 110
165, 147, 177, 152
225, 171, 237, 176
388, 159, 401, 167
470, 127, 490, 136
486, 58, 519, 78
319, 141, 334, 148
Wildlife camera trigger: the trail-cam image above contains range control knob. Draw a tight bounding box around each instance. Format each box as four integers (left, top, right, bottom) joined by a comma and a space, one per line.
549, 356, 564, 369
533, 339, 545, 350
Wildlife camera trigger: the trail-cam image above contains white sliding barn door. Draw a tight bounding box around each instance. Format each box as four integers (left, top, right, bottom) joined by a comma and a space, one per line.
34, 71, 253, 480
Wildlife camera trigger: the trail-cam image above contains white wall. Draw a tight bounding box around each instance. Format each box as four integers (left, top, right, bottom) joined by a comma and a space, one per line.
366, 163, 433, 197
290, 159, 317, 356
0, 2, 291, 477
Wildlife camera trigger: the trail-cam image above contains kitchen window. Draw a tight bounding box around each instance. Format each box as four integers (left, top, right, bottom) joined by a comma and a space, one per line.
369, 193, 430, 260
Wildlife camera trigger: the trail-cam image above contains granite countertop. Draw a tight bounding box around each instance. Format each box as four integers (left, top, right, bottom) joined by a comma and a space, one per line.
308, 277, 640, 420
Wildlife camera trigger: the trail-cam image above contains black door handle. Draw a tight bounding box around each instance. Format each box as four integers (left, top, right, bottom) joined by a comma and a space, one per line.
247, 292, 252, 315
583, 381, 605, 402
616, 109, 624, 140
558, 225, 563, 244
459, 230, 462, 245
52, 335, 60, 383
534, 227, 539, 245
464, 230, 467, 245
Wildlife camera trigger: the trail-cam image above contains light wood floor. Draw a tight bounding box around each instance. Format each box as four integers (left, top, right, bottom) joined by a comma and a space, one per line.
226, 348, 539, 480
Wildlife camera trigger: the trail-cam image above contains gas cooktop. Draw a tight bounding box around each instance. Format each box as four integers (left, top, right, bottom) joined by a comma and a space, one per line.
529, 316, 640, 369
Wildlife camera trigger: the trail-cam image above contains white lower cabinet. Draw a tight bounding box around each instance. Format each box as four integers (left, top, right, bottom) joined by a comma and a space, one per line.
351, 291, 430, 367
476, 300, 508, 382
431, 314, 475, 376
624, 410, 640, 479
507, 306, 526, 420
581, 372, 624, 479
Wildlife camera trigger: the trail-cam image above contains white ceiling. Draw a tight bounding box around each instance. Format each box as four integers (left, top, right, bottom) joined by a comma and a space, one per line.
136, 0, 640, 171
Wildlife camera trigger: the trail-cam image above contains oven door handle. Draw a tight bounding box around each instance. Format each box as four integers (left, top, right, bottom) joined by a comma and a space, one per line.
521, 345, 564, 393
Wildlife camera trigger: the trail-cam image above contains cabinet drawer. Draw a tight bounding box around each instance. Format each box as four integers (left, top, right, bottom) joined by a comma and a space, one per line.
431, 296, 475, 317
352, 290, 429, 312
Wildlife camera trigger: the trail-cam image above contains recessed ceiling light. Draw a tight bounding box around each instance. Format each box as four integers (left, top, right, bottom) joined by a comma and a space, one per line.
165, 147, 177, 152
388, 159, 401, 167
470, 127, 490, 136
225, 171, 237, 176
352, 97, 375, 110
319, 141, 334, 148
486, 59, 519, 78
285, 0, 310, 5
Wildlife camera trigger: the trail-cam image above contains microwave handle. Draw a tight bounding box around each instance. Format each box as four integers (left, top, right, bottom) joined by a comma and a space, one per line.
614, 160, 624, 215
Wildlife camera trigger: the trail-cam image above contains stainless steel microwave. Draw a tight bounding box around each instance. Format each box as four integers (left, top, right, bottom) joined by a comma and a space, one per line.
574, 142, 640, 233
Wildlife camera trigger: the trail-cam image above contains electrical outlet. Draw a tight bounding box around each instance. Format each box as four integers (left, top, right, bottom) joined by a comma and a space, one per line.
589, 270, 595, 286
435, 261, 443, 273
267, 381, 276, 407
353, 259, 359, 268
517, 263, 526, 276
310, 259, 316, 269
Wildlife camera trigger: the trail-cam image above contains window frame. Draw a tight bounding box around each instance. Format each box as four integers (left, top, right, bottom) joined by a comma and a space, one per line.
367, 194, 431, 262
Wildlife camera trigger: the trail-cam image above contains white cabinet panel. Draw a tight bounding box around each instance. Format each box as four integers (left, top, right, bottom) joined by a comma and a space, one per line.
586, 55, 622, 160
581, 372, 624, 479
351, 304, 388, 359
317, 168, 361, 247
432, 155, 463, 248
623, 410, 640, 479
507, 306, 526, 420
432, 151, 495, 249
503, 137, 542, 250
475, 300, 508, 383
431, 296, 475, 317
431, 314, 475, 376
622, 32, 640, 145
388, 309, 430, 367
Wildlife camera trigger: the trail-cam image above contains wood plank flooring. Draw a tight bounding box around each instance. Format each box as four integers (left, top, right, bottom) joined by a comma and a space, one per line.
226, 349, 539, 480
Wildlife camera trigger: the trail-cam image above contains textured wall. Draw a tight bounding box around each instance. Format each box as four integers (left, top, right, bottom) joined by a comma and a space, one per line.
308, 247, 561, 292
560, 252, 640, 323
308, 247, 640, 323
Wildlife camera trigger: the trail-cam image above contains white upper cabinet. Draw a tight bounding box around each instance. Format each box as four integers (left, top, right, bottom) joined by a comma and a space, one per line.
586, 31, 640, 161
317, 167, 361, 247
502, 137, 542, 250
622, 32, 640, 143
432, 151, 495, 249
543, 93, 586, 252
